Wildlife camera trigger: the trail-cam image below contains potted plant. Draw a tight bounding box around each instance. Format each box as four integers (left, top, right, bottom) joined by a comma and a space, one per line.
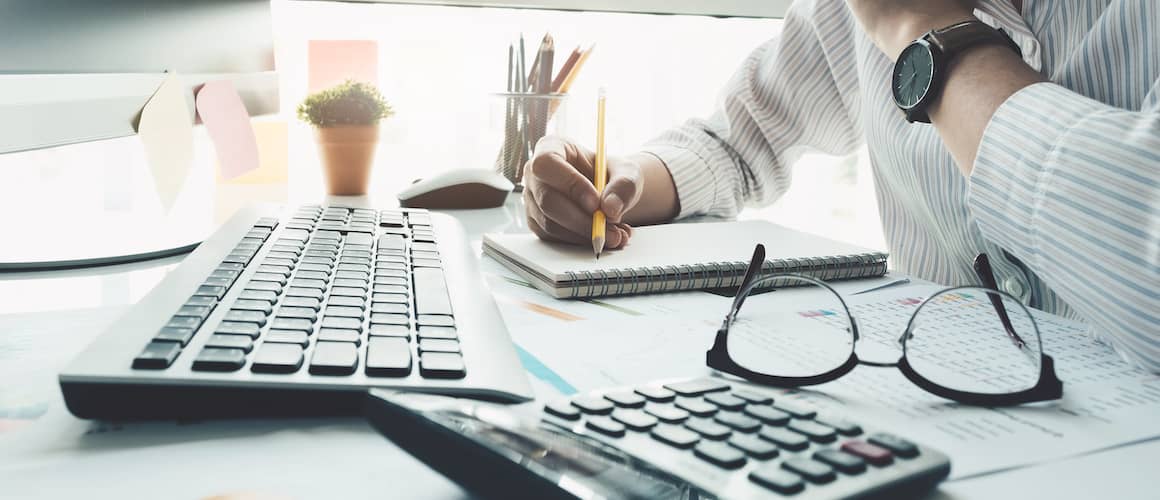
297, 80, 394, 195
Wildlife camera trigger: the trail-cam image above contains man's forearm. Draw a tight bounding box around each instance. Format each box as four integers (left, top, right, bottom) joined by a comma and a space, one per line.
622, 152, 680, 226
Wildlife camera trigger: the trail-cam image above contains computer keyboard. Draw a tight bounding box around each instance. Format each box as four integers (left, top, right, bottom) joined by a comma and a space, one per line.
60, 204, 533, 419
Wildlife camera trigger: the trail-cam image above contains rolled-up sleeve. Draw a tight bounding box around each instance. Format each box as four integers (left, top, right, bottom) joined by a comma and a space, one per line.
969, 81, 1160, 371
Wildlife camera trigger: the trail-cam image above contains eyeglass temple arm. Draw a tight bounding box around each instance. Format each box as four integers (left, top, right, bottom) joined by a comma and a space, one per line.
972, 253, 1027, 347
725, 244, 767, 325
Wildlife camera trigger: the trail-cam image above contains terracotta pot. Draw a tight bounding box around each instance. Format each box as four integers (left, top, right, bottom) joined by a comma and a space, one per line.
314, 124, 379, 195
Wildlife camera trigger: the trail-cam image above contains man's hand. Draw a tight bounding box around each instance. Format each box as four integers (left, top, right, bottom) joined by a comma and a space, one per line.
523, 136, 642, 248
846, 0, 977, 60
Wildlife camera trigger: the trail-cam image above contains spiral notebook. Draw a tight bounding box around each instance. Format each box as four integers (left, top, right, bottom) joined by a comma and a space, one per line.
482, 220, 888, 299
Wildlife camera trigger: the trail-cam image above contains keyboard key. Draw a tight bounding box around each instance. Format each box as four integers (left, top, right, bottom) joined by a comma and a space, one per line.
231, 299, 273, 314
204, 276, 236, 288
216, 321, 261, 338
277, 307, 318, 321
651, 425, 700, 449
299, 263, 333, 273
749, 466, 804, 495
296, 270, 331, 281
417, 314, 454, 327
265, 329, 310, 346
375, 284, 409, 295
132, 341, 182, 369
249, 343, 305, 373
571, 396, 614, 415
611, 409, 658, 431
204, 333, 254, 353
369, 324, 411, 339
370, 313, 409, 326
744, 405, 791, 425
585, 416, 626, 437
544, 400, 581, 420
816, 416, 862, 436
237, 289, 278, 304
788, 420, 837, 443
375, 267, 407, 277
728, 433, 779, 459
333, 278, 368, 290
224, 310, 267, 326
633, 386, 676, 402
603, 391, 646, 408
185, 295, 218, 307
165, 316, 203, 330
244, 281, 282, 293
155, 326, 196, 346
419, 352, 467, 379
346, 232, 374, 246
285, 287, 324, 300
209, 269, 240, 281
813, 449, 867, 474
759, 427, 810, 451
373, 293, 409, 304
375, 277, 408, 287
370, 302, 408, 314
330, 287, 367, 297
270, 317, 314, 333
694, 441, 747, 469
283, 296, 322, 311
840, 440, 894, 466
335, 270, 369, 280
417, 338, 460, 353
417, 326, 457, 340
192, 347, 247, 372
868, 433, 919, 458
774, 401, 817, 419
251, 273, 288, 285
320, 316, 362, 331
318, 328, 361, 344
195, 284, 228, 299
413, 267, 453, 316
715, 412, 761, 433
782, 459, 836, 484
327, 296, 365, 309
291, 278, 327, 290
325, 306, 364, 318
705, 392, 747, 410
365, 337, 413, 377
644, 405, 689, 423
664, 379, 730, 397
175, 305, 213, 320
675, 398, 717, 417
685, 418, 732, 440
309, 341, 359, 375
413, 258, 441, 268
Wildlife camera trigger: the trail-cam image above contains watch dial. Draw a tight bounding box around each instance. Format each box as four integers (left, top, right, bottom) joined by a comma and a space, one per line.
893, 43, 934, 109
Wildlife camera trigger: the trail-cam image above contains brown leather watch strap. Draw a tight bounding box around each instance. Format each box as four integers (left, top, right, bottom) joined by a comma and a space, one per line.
926, 20, 1021, 59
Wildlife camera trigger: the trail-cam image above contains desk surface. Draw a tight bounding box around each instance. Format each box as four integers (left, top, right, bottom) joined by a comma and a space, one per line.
0, 194, 1154, 500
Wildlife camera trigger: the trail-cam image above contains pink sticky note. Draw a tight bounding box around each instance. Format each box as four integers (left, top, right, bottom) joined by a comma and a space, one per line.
196, 81, 259, 179
308, 40, 378, 93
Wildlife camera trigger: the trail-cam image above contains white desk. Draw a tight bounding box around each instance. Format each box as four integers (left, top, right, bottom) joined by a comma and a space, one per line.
0, 194, 1154, 500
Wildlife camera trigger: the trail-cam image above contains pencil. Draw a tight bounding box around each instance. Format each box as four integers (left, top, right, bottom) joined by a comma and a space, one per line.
591, 88, 607, 259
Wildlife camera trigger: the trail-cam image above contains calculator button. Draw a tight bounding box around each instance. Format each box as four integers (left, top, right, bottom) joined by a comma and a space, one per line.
633, 386, 676, 402
693, 441, 747, 469
571, 396, 614, 415
704, 392, 747, 411
611, 409, 658, 431
759, 427, 810, 451
840, 440, 894, 466
544, 401, 581, 421
685, 418, 732, 440
773, 401, 817, 419
744, 405, 791, 425
816, 416, 862, 436
868, 433, 919, 458
585, 416, 626, 437
675, 398, 717, 417
651, 425, 700, 449
788, 420, 837, 443
732, 390, 772, 405
603, 391, 646, 408
644, 404, 689, 423
813, 449, 867, 474
727, 434, 779, 459
749, 466, 804, 494
714, 412, 761, 433
782, 458, 836, 484
663, 379, 730, 396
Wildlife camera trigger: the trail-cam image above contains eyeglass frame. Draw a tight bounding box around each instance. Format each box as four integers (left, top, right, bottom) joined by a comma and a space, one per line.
705, 244, 1064, 407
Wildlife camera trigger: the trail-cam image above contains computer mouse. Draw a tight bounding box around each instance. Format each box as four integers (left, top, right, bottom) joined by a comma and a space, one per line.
397, 168, 515, 209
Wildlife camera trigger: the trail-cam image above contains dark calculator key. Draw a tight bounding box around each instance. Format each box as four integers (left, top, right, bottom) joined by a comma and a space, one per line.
283, 296, 322, 311
694, 441, 747, 469
371, 302, 408, 314
192, 347, 247, 372
321, 316, 362, 331
165, 316, 203, 330
245, 281, 282, 293
251, 343, 305, 374
155, 326, 196, 346
325, 306, 364, 318
185, 295, 218, 307
417, 326, 457, 340
651, 425, 700, 449
705, 392, 747, 410
176, 305, 213, 320
216, 321, 261, 338
685, 418, 732, 440
270, 317, 314, 333
789, 420, 837, 443
204, 333, 254, 353
331, 287, 368, 298
744, 405, 791, 425
369, 324, 411, 339
318, 328, 361, 344
840, 440, 894, 466
224, 310, 267, 326
633, 386, 676, 402
728, 433, 779, 459
774, 401, 817, 419
868, 433, 919, 458
782, 459, 836, 484
611, 409, 658, 431
195, 284, 228, 299
265, 330, 310, 346
231, 299, 273, 314
277, 307, 318, 321
132, 341, 182, 369
419, 352, 466, 379
749, 466, 804, 495
418, 338, 460, 353
309, 341, 359, 375
327, 296, 365, 309
365, 337, 413, 377
585, 416, 626, 438
571, 396, 614, 415
370, 313, 409, 326
816, 416, 862, 436
814, 449, 867, 474
544, 400, 581, 420
759, 427, 810, 451
664, 379, 730, 397
603, 391, 646, 408
675, 398, 717, 417
285, 287, 324, 300
714, 412, 761, 433
644, 405, 689, 423
238, 289, 279, 304
373, 293, 409, 304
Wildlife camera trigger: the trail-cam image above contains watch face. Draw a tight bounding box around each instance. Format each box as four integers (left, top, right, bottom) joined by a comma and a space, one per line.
892, 42, 935, 109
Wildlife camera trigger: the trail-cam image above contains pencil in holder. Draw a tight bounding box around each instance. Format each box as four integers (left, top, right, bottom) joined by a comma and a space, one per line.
492, 92, 569, 189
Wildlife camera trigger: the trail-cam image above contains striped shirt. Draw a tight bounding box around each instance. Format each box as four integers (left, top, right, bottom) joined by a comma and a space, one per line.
643, 0, 1160, 371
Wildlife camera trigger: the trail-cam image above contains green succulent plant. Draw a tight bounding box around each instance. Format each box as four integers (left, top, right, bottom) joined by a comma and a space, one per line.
296, 80, 394, 127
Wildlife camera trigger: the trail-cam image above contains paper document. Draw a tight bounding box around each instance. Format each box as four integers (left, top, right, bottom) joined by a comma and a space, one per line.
196, 80, 259, 179
136, 73, 193, 211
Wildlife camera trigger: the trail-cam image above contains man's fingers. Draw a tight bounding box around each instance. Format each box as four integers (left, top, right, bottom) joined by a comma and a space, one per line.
529, 137, 599, 213
530, 183, 597, 238
526, 213, 589, 245
600, 159, 643, 222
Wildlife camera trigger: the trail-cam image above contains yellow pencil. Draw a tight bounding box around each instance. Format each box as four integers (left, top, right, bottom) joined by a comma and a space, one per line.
591, 88, 607, 259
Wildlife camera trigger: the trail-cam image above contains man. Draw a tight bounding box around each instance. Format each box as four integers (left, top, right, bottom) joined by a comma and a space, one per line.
522, 0, 1160, 370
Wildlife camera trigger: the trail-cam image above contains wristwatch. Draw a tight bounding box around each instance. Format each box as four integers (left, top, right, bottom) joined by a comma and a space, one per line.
891, 20, 1022, 123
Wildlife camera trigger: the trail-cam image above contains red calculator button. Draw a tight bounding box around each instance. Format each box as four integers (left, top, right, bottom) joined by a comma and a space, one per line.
840, 440, 894, 466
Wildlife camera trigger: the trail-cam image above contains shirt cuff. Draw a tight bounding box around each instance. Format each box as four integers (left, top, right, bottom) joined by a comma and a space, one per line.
640, 143, 720, 220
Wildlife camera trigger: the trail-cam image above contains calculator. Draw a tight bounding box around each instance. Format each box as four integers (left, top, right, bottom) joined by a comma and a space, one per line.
365, 378, 951, 499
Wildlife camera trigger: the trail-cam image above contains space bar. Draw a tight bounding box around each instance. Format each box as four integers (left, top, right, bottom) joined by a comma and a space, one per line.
413, 267, 453, 316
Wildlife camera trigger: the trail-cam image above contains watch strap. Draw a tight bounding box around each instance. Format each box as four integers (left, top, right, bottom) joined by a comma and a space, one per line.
926, 20, 1022, 62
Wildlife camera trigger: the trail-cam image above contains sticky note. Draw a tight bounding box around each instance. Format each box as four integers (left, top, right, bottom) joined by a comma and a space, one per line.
137, 73, 194, 211
308, 40, 378, 93
196, 80, 259, 179
216, 121, 288, 184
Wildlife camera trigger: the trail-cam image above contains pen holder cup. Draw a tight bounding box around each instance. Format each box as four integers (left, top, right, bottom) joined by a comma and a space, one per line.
492, 92, 569, 189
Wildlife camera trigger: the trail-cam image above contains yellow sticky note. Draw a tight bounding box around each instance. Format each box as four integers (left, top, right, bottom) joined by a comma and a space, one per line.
138, 73, 194, 211
217, 121, 288, 184
308, 40, 378, 93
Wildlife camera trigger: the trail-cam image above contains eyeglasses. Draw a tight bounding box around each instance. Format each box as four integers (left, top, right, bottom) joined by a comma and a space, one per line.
705, 244, 1063, 406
